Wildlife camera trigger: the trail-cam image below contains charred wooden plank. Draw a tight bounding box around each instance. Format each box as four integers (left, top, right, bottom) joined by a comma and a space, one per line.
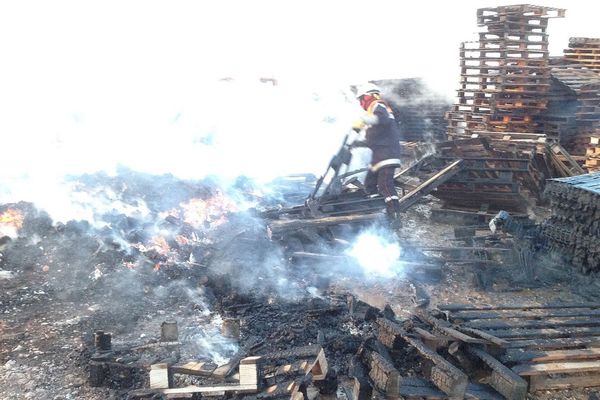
413, 327, 448, 351
211, 355, 243, 380
261, 345, 328, 381
369, 352, 400, 395
501, 348, 600, 364
466, 317, 600, 330
467, 347, 528, 400
440, 302, 600, 312
398, 376, 446, 399
395, 159, 465, 212
513, 360, 600, 376
458, 327, 510, 347
376, 318, 406, 350
353, 376, 372, 400
452, 308, 600, 321
416, 312, 488, 344
528, 372, 600, 391
171, 361, 216, 376
506, 336, 600, 350
267, 213, 380, 239
481, 326, 600, 339
376, 318, 468, 399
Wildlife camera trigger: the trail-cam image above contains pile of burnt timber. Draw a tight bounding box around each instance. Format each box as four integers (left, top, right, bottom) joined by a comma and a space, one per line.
368, 303, 600, 399
541, 172, 600, 273
132, 346, 329, 399
446, 5, 565, 139
564, 37, 600, 73
418, 137, 544, 212
265, 160, 465, 241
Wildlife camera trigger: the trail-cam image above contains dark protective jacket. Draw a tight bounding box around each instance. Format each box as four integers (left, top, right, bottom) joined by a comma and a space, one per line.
365, 100, 402, 170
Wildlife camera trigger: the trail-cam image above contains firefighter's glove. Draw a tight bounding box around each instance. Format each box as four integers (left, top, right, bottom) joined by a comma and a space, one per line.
352, 120, 366, 133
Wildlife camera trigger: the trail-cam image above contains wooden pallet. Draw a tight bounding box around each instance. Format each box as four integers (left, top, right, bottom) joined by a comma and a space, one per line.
440, 303, 600, 392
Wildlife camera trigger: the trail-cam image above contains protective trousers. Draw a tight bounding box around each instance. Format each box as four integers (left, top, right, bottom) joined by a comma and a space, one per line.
365, 166, 402, 227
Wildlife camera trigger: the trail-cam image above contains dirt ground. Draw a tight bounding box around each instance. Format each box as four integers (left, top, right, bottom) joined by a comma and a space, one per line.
2, 201, 600, 400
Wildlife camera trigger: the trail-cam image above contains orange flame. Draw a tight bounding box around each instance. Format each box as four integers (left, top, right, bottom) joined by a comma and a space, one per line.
0, 209, 24, 229
149, 236, 171, 256
180, 191, 238, 229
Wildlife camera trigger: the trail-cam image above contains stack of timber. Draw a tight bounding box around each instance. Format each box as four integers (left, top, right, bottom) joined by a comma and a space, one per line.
447, 5, 565, 139
440, 302, 600, 394
564, 37, 600, 73
545, 66, 600, 170
374, 78, 452, 142
419, 137, 546, 212
540, 68, 579, 143
541, 172, 600, 273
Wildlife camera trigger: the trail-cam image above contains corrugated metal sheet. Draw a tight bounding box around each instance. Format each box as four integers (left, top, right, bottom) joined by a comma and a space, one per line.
550, 172, 600, 195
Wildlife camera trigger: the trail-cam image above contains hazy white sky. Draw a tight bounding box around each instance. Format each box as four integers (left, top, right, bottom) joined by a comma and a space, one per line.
1, 0, 597, 97
0, 1, 599, 206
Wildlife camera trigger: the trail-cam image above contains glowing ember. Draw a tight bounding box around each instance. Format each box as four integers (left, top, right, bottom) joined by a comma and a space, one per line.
180, 191, 238, 229
149, 236, 171, 256
124, 261, 137, 270
0, 208, 24, 238
174, 235, 190, 246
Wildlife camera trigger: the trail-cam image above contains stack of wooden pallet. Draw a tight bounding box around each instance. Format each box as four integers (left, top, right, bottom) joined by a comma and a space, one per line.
564, 37, 600, 73
547, 66, 600, 160
542, 173, 600, 273
422, 138, 545, 212
447, 5, 565, 139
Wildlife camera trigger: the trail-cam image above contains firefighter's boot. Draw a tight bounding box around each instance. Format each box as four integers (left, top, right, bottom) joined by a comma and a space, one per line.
385, 199, 402, 230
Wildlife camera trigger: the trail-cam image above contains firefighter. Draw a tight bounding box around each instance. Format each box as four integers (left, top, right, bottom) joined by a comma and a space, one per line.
351, 83, 402, 228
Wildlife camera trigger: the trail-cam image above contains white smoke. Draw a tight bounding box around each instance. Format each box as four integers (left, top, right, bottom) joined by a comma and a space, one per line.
346, 228, 403, 279
0, 79, 360, 223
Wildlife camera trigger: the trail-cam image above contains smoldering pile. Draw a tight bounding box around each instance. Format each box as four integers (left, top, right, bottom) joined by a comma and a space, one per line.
1, 168, 426, 399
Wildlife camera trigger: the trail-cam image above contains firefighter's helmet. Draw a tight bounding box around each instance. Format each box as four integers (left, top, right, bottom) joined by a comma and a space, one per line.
355, 83, 381, 99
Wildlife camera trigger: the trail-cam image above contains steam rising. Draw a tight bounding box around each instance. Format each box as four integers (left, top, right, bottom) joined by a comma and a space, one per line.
347, 229, 402, 278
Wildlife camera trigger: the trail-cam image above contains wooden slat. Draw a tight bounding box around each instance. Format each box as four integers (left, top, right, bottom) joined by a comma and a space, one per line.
506, 336, 600, 350
439, 302, 600, 312
466, 317, 600, 330
501, 348, 600, 364
416, 312, 487, 344
467, 347, 528, 400
451, 308, 600, 321
482, 326, 600, 339
158, 384, 260, 395
396, 159, 465, 212
512, 360, 600, 376
171, 361, 215, 376
458, 327, 510, 347
529, 372, 600, 391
